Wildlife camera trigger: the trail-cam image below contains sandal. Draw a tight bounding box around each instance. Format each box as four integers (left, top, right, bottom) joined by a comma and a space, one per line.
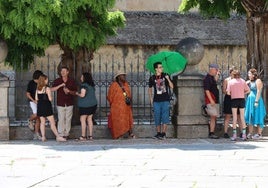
56, 136, 66, 142
42, 137, 47, 142
88, 136, 93, 141
79, 136, 87, 141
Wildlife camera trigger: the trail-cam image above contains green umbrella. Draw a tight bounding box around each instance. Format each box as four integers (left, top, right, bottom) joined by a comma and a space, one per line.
146, 51, 187, 75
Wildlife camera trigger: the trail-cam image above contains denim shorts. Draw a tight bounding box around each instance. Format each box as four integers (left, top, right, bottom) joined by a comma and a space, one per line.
153, 101, 170, 126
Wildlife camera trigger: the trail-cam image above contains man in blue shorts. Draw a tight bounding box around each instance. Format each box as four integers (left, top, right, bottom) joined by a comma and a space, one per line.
148, 62, 174, 139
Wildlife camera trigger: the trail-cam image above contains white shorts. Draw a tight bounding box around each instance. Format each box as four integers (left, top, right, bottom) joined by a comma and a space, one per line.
30, 101, 37, 114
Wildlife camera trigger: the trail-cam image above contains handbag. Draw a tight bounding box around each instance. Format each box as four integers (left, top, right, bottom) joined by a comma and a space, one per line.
117, 82, 131, 105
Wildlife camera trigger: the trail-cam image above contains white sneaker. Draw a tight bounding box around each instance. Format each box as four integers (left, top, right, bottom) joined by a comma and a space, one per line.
241, 134, 247, 141
252, 134, 262, 140
247, 133, 252, 139
231, 136, 237, 141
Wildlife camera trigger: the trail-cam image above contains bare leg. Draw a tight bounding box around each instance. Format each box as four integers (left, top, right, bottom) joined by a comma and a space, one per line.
87, 115, 93, 140
257, 126, 263, 135
231, 108, 238, 140
34, 117, 41, 134
239, 108, 247, 140
162, 124, 167, 133
156, 125, 161, 133
29, 113, 37, 121
209, 116, 217, 133
224, 114, 231, 133
237, 115, 243, 135
238, 108, 246, 129
47, 115, 66, 142
40, 117, 47, 142
232, 108, 238, 129
80, 115, 87, 137
247, 125, 253, 139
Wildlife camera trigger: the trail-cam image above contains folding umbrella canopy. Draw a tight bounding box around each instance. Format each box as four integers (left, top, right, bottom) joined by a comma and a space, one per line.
146, 51, 187, 75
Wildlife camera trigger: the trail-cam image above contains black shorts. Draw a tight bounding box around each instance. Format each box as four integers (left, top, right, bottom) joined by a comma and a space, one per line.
223, 95, 232, 114
231, 98, 245, 109
223, 95, 240, 114
79, 105, 97, 115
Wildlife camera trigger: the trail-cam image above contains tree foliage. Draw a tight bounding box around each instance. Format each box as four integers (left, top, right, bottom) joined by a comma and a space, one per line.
179, 0, 268, 75
179, 0, 268, 19
0, 0, 125, 69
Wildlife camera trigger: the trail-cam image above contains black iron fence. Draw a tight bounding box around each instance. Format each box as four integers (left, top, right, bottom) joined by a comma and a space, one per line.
6, 52, 255, 126
10, 54, 155, 126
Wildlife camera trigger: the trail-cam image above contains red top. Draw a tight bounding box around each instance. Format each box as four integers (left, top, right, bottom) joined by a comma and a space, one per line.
52, 77, 77, 106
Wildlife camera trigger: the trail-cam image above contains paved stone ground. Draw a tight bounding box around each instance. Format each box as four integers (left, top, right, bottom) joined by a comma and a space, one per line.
1, 138, 268, 188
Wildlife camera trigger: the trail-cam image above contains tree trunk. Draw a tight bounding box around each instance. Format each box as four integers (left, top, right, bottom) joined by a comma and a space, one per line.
242, 0, 268, 113
59, 47, 94, 81
245, 13, 268, 78
58, 47, 94, 124
242, 0, 268, 76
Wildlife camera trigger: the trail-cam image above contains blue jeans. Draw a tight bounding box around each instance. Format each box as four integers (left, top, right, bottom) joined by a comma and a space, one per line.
153, 101, 170, 126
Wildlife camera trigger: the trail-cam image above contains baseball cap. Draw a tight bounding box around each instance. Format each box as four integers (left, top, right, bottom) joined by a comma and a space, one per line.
209, 63, 219, 69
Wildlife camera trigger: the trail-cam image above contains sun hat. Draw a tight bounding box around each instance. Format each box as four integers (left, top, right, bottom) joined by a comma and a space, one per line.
209, 63, 219, 69
114, 70, 126, 80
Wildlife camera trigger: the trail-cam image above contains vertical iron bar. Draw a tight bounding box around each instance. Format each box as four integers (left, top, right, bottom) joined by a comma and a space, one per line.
97, 54, 102, 125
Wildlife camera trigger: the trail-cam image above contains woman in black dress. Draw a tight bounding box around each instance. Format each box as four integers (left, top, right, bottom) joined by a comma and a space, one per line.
36, 74, 66, 142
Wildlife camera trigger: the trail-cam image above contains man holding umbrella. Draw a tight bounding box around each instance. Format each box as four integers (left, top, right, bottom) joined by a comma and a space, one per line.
148, 62, 174, 139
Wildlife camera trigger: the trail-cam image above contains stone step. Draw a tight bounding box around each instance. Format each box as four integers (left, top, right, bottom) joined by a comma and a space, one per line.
9, 123, 268, 140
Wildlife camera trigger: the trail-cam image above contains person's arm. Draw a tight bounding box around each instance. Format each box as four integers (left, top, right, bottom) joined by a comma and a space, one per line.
205, 90, 215, 105
46, 87, 53, 101
26, 92, 37, 103
255, 79, 263, 103
165, 75, 174, 89
76, 88, 86, 98
35, 90, 38, 101
204, 76, 216, 105
62, 79, 77, 95
64, 87, 77, 95
50, 83, 65, 92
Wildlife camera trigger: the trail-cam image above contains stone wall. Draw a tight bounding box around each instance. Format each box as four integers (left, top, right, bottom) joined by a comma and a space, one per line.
114, 0, 182, 11
108, 12, 246, 46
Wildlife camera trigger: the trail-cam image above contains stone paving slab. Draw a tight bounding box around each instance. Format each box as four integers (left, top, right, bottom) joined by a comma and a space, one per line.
0, 138, 268, 188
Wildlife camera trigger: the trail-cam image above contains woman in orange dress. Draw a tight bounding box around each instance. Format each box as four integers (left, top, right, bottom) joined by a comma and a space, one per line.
107, 71, 135, 139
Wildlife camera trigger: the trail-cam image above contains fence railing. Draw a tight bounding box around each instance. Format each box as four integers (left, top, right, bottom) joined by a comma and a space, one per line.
5, 52, 254, 126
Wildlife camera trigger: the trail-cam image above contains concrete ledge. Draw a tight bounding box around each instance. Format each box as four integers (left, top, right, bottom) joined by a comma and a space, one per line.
0, 125, 9, 140
9, 124, 175, 140
9, 124, 268, 140
177, 125, 208, 139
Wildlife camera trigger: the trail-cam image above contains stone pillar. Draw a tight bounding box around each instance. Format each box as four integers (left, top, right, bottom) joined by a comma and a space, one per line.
174, 74, 208, 138
0, 73, 10, 140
